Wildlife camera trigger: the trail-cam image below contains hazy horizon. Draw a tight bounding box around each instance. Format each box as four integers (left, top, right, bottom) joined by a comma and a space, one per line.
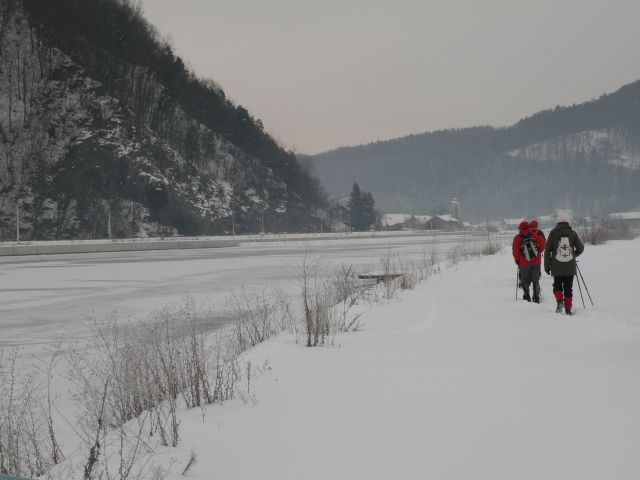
140, 0, 640, 154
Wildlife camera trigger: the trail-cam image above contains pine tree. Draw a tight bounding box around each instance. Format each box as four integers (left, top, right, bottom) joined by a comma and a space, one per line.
348, 182, 376, 231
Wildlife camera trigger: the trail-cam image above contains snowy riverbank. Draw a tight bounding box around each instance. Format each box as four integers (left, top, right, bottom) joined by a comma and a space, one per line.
114, 237, 640, 479
5, 237, 639, 480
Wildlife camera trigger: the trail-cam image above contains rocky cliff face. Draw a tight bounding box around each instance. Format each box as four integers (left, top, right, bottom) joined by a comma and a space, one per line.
0, 1, 323, 240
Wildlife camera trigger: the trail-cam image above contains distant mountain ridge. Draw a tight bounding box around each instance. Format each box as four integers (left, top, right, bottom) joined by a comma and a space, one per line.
308, 80, 640, 222
0, 0, 325, 240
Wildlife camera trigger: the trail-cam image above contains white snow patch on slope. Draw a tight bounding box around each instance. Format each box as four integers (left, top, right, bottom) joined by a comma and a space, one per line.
509, 128, 640, 169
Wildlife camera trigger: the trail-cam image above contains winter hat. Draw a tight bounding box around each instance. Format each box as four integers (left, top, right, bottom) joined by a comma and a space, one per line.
529, 220, 539, 228
518, 221, 529, 231
556, 214, 570, 224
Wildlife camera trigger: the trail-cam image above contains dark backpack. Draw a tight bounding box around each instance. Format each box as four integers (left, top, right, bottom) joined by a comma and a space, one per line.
520, 233, 539, 261
532, 228, 546, 241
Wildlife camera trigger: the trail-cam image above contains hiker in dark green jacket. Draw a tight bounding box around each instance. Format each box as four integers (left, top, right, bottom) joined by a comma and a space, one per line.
543, 214, 585, 315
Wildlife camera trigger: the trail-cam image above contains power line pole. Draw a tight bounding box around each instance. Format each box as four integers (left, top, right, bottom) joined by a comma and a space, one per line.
107, 203, 112, 239
16, 201, 20, 242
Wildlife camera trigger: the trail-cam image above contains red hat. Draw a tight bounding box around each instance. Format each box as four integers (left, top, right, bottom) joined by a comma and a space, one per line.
518, 221, 529, 231
529, 220, 538, 228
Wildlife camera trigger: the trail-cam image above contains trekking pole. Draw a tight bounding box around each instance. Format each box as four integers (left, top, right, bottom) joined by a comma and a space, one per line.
576, 264, 594, 306
575, 273, 586, 309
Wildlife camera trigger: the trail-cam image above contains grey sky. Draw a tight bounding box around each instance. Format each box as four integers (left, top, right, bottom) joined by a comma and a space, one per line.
140, 0, 640, 154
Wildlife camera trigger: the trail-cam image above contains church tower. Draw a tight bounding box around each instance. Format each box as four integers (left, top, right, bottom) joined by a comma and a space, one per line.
450, 197, 461, 220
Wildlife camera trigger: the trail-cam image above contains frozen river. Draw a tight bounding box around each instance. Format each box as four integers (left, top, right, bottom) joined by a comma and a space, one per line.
0, 232, 503, 347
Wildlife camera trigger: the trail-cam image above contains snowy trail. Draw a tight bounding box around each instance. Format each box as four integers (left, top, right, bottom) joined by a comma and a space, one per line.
107, 240, 640, 479
406, 250, 640, 479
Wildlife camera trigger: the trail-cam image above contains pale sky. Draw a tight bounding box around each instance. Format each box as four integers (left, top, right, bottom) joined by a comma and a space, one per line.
140, 0, 640, 154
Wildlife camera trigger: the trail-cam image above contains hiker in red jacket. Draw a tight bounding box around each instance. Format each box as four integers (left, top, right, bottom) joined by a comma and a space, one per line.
513, 221, 546, 303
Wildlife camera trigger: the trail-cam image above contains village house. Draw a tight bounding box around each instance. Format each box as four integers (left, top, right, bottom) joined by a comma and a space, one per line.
381, 214, 432, 230
424, 215, 461, 231
328, 204, 349, 231
609, 211, 640, 228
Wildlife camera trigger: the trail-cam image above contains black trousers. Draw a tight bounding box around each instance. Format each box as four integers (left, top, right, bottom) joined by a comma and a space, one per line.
553, 275, 574, 298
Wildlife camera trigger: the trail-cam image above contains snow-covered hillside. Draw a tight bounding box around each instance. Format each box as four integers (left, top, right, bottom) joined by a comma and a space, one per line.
309, 82, 640, 220
43, 237, 639, 480
509, 127, 640, 169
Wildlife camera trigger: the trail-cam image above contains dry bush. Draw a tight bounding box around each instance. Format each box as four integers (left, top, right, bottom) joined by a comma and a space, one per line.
78, 300, 226, 417
229, 288, 283, 353
298, 248, 438, 347
579, 223, 608, 245
447, 236, 502, 264
330, 264, 362, 333
579, 219, 637, 245
379, 250, 402, 300
273, 288, 299, 337
376, 249, 435, 298
66, 290, 286, 479
0, 348, 63, 479
333, 264, 358, 305
478, 236, 502, 256
66, 298, 243, 479
297, 257, 366, 346
209, 331, 242, 406
300, 256, 332, 347
396, 250, 435, 291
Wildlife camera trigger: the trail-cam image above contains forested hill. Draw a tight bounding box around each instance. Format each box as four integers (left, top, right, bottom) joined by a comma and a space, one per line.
0, 0, 326, 240
308, 80, 640, 222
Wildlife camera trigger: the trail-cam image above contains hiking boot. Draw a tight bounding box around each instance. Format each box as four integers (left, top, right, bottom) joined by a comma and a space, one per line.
564, 297, 573, 313
565, 308, 573, 316
523, 293, 531, 302
556, 301, 564, 314
532, 296, 540, 304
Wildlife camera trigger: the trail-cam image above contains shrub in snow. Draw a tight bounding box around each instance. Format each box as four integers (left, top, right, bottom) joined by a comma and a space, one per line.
229, 288, 283, 352
579, 219, 637, 245
0, 348, 63, 479
299, 256, 333, 347
447, 235, 502, 265
63, 298, 243, 478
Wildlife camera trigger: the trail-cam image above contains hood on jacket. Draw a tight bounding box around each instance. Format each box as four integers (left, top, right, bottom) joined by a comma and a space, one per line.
518, 221, 529, 234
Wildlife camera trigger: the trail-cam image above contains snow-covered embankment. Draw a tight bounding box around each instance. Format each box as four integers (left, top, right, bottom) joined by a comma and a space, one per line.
165, 238, 640, 480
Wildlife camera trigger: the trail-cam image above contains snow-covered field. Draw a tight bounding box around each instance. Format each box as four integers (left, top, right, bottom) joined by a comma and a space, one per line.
0, 233, 496, 347
3, 235, 639, 480
150, 238, 640, 480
